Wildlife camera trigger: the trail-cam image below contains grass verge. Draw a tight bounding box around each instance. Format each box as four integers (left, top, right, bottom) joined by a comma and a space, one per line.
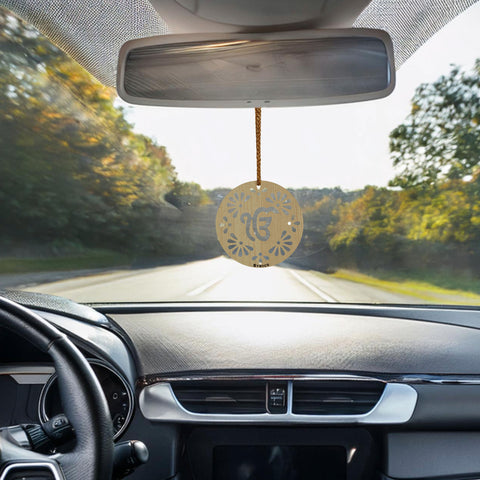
331, 269, 480, 305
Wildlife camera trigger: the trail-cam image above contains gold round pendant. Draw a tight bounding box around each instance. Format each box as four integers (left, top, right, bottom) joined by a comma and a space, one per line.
216, 181, 303, 268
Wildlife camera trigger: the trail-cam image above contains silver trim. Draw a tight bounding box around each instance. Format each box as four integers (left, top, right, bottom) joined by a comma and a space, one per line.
287, 381, 294, 415
0, 462, 63, 480
146, 373, 480, 386
0, 365, 55, 385
0, 365, 54, 385
38, 359, 134, 441
148, 373, 387, 383
398, 376, 480, 385
139, 381, 417, 424
0, 366, 55, 376
10, 374, 53, 385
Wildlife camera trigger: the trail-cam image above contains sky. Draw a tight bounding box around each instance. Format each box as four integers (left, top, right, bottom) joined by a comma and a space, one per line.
119, 3, 480, 191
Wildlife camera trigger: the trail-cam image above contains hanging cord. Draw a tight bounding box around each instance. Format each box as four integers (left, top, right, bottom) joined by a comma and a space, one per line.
255, 107, 262, 186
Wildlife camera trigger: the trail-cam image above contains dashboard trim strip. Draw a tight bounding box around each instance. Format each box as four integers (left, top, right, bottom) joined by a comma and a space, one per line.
139, 372, 480, 387
139, 373, 389, 386
139, 381, 418, 424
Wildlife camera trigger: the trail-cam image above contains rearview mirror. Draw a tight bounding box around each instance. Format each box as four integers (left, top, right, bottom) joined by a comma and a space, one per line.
117, 29, 395, 108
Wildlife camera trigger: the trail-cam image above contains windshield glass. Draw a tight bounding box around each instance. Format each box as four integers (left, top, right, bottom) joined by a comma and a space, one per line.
1, 5, 480, 305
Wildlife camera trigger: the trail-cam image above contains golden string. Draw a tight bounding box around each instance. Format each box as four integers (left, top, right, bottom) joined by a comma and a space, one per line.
255, 107, 261, 186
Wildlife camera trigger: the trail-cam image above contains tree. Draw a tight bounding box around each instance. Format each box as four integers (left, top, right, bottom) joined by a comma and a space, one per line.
390, 61, 480, 189
165, 181, 210, 209
0, 7, 179, 253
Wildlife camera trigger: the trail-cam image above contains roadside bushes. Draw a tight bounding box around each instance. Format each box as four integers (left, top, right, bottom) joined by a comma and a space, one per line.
325, 181, 480, 276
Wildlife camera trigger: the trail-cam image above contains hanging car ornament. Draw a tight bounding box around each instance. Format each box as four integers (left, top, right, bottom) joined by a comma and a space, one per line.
216, 109, 303, 268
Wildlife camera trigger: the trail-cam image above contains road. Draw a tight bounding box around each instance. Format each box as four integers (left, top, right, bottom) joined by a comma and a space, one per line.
21, 256, 421, 304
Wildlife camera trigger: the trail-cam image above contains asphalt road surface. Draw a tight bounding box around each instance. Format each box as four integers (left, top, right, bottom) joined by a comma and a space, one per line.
22, 256, 422, 304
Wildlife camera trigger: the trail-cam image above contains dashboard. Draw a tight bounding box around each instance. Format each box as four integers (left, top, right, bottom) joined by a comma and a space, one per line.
2, 291, 480, 480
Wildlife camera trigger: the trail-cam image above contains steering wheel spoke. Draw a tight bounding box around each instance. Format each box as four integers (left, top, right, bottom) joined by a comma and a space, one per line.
0, 435, 65, 479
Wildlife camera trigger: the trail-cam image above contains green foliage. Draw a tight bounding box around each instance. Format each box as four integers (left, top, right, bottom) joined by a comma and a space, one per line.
0, 8, 213, 259
326, 179, 480, 272
390, 62, 480, 189
165, 181, 211, 209
313, 61, 480, 279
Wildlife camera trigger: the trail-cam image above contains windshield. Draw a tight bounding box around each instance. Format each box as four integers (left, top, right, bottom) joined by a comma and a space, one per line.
1, 5, 480, 305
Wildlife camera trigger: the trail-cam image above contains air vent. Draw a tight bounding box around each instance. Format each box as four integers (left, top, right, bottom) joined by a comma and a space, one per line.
292, 380, 385, 415
171, 381, 267, 414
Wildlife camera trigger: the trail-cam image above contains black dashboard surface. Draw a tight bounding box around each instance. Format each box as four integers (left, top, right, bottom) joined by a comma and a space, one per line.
3, 295, 480, 480
111, 310, 480, 376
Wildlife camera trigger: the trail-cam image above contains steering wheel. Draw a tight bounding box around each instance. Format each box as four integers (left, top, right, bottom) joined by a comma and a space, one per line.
0, 296, 113, 480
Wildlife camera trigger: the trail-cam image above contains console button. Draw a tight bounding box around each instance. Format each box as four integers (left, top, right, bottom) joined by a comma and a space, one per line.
267, 382, 288, 414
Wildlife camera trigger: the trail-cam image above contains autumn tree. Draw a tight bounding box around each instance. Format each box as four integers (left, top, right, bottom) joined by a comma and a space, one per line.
0, 8, 184, 254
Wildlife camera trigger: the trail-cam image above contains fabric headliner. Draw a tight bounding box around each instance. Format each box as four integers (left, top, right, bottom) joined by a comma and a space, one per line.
1, 0, 479, 86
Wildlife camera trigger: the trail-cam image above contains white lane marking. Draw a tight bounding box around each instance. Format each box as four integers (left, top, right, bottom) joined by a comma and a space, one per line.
186, 276, 224, 296
289, 270, 337, 302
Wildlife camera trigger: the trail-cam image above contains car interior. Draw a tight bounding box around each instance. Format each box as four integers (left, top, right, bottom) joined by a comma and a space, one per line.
1, 0, 480, 479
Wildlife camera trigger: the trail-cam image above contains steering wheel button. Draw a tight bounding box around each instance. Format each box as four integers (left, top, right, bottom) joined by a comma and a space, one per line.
53, 418, 65, 428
